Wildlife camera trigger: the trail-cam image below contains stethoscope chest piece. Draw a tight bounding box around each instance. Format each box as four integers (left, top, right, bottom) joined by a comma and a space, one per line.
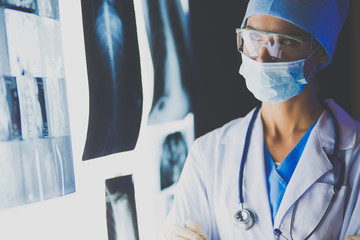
233, 207, 257, 231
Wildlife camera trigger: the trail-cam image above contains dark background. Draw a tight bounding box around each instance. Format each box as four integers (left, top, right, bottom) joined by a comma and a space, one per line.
189, 0, 359, 138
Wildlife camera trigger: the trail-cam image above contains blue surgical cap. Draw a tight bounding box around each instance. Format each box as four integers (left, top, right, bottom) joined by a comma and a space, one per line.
241, 0, 350, 63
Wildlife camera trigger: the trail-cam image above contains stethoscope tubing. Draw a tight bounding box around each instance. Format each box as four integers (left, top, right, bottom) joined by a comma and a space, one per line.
237, 102, 344, 238
238, 104, 261, 204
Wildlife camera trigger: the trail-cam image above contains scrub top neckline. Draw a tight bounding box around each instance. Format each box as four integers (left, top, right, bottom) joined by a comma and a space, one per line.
265, 120, 317, 222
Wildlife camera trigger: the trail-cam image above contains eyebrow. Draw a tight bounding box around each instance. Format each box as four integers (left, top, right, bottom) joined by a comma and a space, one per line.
244, 25, 255, 30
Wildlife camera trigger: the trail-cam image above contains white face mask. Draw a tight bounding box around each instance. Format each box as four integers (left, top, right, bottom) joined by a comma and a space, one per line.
239, 53, 309, 103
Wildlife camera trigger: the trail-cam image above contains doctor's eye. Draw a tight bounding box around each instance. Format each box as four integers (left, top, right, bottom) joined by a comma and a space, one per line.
279, 38, 299, 47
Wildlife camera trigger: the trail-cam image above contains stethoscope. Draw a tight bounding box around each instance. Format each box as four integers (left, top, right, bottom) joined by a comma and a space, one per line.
233, 102, 344, 240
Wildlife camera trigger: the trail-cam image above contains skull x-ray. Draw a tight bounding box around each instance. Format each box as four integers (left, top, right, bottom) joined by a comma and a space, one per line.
105, 175, 139, 240
160, 131, 188, 190
81, 0, 143, 160
142, 0, 194, 125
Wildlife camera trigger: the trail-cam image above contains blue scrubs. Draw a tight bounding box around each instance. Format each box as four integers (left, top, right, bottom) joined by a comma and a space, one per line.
265, 122, 317, 223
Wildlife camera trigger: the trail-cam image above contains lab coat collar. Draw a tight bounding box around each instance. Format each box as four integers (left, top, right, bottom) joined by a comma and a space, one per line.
274, 99, 358, 227
273, 123, 333, 227
318, 99, 358, 150
219, 99, 358, 231
219, 99, 357, 150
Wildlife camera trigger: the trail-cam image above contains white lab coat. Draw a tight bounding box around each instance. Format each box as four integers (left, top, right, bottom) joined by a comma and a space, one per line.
163, 100, 360, 239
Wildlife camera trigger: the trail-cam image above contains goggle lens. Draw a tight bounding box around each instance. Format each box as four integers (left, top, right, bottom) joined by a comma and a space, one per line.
236, 29, 315, 62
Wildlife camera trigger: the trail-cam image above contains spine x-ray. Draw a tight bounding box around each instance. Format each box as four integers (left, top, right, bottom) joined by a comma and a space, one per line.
81, 0, 143, 160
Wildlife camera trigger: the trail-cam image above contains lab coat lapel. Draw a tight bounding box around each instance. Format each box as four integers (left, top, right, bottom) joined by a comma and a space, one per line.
243, 111, 274, 233
274, 123, 333, 227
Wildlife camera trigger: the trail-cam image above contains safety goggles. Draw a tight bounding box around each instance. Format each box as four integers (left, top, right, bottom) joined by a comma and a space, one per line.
236, 28, 316, 62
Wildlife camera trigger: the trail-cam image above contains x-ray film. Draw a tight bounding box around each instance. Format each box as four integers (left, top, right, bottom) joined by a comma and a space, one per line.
0, 0, 37, 11
160, 131, 188, 190
0, 75, 75, 209
37, 16, 65, 78
4, 8, 42, 77
16, 75, 46, 140
0, 0, 75, 210
43, 78, 70, 137
81, 0, 143, 160
0, 76, 21, 140
0, 136, 75, 209
142, 0, 194, 125
105, 175, 139, 240
0, 76, 14, 140
37, 0, 59, 19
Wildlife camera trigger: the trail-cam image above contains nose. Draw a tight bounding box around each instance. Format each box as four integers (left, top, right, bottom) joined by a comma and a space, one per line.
255, 47, 274, 62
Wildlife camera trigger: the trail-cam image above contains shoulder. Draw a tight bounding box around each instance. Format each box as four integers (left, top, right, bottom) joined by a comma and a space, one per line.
319, 99, 360, 151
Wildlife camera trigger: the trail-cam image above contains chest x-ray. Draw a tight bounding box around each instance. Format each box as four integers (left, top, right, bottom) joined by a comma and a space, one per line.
81, 0, 143, 160
105, 175, 139, 240
142, 0, 194, 125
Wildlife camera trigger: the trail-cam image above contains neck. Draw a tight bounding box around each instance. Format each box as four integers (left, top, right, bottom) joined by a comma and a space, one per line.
261, 84, 323, 137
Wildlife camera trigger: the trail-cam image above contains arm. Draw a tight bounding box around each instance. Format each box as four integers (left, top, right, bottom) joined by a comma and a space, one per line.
340, 140, 360, 238
161, 139, 219, 239
169, 220, 359, 240
170, 220, 209, 240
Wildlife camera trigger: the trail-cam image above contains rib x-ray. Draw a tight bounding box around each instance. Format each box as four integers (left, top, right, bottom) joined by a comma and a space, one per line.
160, 131, 188, 190
81, 0, 143, 160
105, 175, 139, 240
142, 0, 194, 125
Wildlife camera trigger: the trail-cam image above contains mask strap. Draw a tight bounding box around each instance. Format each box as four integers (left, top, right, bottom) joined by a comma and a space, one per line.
304, 44, 321, 81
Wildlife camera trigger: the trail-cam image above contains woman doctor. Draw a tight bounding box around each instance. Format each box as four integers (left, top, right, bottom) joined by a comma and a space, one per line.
163, 0, 360, 239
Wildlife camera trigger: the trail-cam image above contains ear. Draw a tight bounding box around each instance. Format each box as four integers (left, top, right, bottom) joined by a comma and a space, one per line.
314, 45, 330, 64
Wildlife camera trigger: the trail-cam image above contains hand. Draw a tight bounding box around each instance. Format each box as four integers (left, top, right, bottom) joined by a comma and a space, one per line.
169, 220, 209, 240
344, 236, 360, 240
